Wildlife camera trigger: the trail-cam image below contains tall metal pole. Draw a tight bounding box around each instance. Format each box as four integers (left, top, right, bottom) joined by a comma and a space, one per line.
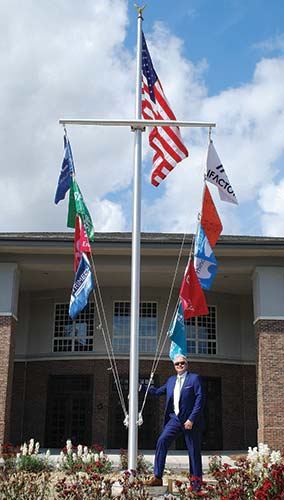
128, 6, 143, 471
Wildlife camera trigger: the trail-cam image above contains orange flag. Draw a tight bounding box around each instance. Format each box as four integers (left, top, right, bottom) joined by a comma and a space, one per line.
180, 260, 209, 320
201, 185, 223, 248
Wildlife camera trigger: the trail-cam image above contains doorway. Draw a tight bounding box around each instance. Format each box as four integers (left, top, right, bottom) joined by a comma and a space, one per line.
108, 375, 159, 449
176, 376, 223, 450
45, 375, 92, 448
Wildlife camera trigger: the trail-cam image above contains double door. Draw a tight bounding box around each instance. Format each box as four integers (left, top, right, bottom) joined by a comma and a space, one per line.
45, 375, 92, 448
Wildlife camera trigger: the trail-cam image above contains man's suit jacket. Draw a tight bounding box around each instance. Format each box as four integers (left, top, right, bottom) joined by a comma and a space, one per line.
148, 372, 205, 428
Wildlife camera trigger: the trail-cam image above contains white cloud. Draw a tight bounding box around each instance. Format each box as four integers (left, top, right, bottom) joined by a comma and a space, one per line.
0, 0, 133, 232
258, 179, 284, 236
91, 199, 126, 232
1, 3, 284, 238
143, 54, 284, 236
253, 33, 284, 54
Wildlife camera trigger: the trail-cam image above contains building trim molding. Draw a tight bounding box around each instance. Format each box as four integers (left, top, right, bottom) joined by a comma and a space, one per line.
253, 316, 284, 325
14, 355, 256, 366
0, 312, 18, 321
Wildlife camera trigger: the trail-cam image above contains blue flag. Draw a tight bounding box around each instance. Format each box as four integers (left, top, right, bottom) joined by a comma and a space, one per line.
69, 253, 94, 320
55, 135, 75, 204
169, 301, 187, 361
194, 223, 218, 290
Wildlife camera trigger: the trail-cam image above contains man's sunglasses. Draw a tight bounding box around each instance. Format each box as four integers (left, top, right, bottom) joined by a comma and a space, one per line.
174, 361, 186, 367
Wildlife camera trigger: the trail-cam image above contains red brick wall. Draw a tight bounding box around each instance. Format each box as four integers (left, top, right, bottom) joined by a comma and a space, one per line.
10, 359, 111, 447
10, 358, 256, 450
0, 315, 16, 444
140, 360, 257, 450
255, 319, 284, 452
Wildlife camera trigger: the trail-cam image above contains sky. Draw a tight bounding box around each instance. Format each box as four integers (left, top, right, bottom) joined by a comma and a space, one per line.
1, 0, 284, 237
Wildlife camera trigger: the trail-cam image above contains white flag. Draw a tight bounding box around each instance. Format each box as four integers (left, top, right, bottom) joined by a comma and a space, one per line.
206, 141, 238, 205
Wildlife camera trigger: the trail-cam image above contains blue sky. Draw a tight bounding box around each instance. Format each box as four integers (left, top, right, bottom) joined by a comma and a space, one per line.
1, 0, 284, 237
130, 0, 284, 94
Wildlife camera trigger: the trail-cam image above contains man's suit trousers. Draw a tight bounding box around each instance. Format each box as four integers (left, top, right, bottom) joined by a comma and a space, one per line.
154, 414, 202, 480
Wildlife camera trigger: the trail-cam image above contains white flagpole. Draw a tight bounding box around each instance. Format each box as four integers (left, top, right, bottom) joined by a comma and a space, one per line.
58, 8, 216, 473
128, 5, 144, 471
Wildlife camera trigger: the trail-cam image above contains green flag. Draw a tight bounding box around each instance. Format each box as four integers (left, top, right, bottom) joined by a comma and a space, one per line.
67, 177, 95, 241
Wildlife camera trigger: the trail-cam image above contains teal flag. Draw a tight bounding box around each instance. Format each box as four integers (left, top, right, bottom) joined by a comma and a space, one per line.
67, 177, 95, 241
169, 300, 187, 361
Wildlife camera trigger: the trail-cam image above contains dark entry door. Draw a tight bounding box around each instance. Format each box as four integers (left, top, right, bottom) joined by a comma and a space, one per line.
108, 376, 159, 449
45, 375, 92, 448
176, 376, 222, 451
202, 377, 222, 450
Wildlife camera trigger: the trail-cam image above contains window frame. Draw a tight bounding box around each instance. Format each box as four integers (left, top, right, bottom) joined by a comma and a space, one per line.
184, 305, 217, 356
53, 302, 95, 353
112, 300, 158, 354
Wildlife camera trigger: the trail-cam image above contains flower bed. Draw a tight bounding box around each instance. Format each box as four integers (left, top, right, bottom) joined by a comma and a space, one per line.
0, 440, 283, 499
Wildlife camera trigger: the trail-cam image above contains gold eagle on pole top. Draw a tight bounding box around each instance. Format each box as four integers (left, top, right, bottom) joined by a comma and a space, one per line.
134, 3, 146, 16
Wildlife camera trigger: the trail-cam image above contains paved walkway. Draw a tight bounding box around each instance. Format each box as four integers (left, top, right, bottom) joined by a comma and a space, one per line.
107, 450, 246, 472
48, 449, 246, 473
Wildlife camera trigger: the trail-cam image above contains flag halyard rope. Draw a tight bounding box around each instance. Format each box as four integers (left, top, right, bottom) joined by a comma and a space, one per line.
138, 232, 194, 419
89, 251, 128, 420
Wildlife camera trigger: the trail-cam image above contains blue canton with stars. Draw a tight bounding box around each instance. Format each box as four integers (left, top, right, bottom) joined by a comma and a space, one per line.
142, 31, 158, 103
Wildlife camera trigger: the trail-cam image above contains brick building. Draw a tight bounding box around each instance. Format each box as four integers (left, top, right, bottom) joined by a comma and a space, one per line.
0, 232, 283, 451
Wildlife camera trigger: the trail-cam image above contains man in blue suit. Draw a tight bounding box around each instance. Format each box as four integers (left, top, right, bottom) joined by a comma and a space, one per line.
144, 354, 205, 487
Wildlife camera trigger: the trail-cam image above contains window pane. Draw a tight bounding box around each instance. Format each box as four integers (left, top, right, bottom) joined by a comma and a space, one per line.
185, 306, 217, 356
113, 301, 157, 353
53, 303, 95, 353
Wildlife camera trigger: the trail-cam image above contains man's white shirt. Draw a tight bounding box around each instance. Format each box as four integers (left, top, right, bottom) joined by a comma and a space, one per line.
173, 372, 187, 415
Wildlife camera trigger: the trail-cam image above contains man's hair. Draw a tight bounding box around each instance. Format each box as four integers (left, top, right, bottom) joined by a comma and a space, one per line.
173, 354, 188, 364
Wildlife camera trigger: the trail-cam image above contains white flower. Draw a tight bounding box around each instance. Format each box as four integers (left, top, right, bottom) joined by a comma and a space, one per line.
254, 462, 263, 476
45, 449, 50, 459
77, 445, 83, 457
22, 443, 28, 456
258, 442, 270, 462
72, 452, 77, 462
35, 442, 40, 455
66, 440, 72, 455
270, 450, 281, 464
94, 453, 99, 462
28, 439, 34, 455
99, 451, 104, 459
247, 446, 258, 463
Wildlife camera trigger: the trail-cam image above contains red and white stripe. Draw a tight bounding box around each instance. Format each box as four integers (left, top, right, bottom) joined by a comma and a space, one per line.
142, 76, 188, 187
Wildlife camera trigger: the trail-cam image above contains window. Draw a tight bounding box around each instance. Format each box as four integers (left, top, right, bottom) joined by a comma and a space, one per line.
185, 306, 217, 355
53, 303, 95, 352
113, 301, 157, 353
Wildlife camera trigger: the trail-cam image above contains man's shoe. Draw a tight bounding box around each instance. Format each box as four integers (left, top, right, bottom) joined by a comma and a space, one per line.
145, 476, 163, 486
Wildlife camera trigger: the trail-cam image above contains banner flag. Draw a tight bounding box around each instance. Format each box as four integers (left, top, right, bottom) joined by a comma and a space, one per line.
180, 260, 209, 320
201, 185, 223, 248
69, 253, 94, 320
74, 214, 91, 272
141, 31, 188, 187
194, 223, 218, 290
206, 141, 238, 205
54, 136, 75, 204
67, 177, 95, 241
169, 300, 187, 361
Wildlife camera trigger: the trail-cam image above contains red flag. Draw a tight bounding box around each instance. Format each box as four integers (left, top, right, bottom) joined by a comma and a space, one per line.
141, 32, 188, 187
201, 185, 223, 248
74, 215, 91, 271
180, 260, 209, 320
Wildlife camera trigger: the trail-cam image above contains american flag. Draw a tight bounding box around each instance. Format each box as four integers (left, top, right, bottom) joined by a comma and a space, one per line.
141, 32, 189, 187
